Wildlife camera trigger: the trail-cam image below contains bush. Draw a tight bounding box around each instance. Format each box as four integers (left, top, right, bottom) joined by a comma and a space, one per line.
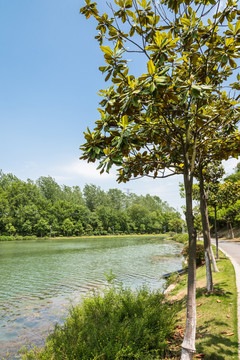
22, 286, 178, 360
23, 236, 37, 240
0, 235, 16, 241
172, 233, 189, 244
0, 235, 38, 241
182, 243, 205, 266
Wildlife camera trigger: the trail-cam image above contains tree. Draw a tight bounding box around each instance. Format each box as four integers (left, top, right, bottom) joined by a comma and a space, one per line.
36, 176, 62, 203
106, 188, 127, 210
204, 162, 225, 259
83, 184, 108, 211
62, 218, 75, 237
80, 1, 240, 358
127, 204, 150, 233
35, 218, 49, 237
22, 220, 33, 236
5, 222, 16, 236
74, 220, 84, 236
198, 165, 214, 291
217, 180, 240, 238
224, 162, 240, 183
180, 174, 217, 292
62, 185, 85, 205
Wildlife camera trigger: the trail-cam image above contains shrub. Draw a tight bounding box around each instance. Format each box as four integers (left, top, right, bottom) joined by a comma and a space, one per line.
172, 233, 189, 244
182, 243, 205, 266
23, 235, 37, 240
22, 286, 178, 360
0, 235, 16, 241
0, 235, 38, 241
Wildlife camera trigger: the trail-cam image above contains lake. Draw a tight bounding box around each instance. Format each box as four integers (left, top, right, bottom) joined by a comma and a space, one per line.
0, 235, 183, 359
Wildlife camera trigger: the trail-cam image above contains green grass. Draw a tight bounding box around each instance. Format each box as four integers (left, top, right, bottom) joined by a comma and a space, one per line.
169, 250, 239, 359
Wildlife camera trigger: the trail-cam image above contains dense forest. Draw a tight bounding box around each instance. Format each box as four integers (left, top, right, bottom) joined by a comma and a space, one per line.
0, 171, 183, 238
0, 164, 239, 239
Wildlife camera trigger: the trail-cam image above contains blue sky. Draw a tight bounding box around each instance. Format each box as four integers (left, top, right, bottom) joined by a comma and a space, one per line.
0, 0, 238, 212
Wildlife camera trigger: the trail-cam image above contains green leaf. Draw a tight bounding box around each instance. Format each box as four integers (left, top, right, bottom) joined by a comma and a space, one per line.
147, 60, 155, 75
180, 17, 191, 26
228, 21, 234, 31
225, 37, 234, 47
100, 46, 113, 56
235, 20, 240, 34
229, 58, 237, 69
122, 115, 128, 128
125, 0, 132, 8
145, 45, 160, 51
149, 82, 156, 92
155, 31, 162, 46
155, 76, 167, 84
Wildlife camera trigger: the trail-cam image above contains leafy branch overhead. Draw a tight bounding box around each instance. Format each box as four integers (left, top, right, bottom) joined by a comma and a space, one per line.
80, 0, 240, 182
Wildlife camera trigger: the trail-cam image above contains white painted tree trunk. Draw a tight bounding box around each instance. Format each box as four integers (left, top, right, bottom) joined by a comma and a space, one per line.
205, 250, 213, 292
199, 166, 214, 292
181, 347, 196, 360
181, 172, 197, 359
210, 245, 219, 273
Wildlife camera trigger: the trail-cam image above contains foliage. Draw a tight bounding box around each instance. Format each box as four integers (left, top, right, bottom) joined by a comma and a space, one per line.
0, 171, 182, 238
0, 235, 36, 241
21, 286, 178, 360
79, 1, 240, 355
224, 162, 240, 183
181, 163, 240, 235
208, 164, 240, 237
80, 1, 240, 183
171, 233, 189, 244
182, 243, 205, 267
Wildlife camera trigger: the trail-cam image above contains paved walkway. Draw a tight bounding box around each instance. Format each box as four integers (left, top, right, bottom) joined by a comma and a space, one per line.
213, 238, 240, 359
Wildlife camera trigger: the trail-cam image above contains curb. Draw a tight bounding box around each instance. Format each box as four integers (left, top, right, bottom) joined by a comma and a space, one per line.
218, 245, 240, 360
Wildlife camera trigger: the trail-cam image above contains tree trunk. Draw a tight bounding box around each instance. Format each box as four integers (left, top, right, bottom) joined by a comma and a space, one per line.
210, 245, 219, 273
199, 166, 214, 292
214, 205, 219, 259
229, 222, 235, 239
181, 173, 197, 360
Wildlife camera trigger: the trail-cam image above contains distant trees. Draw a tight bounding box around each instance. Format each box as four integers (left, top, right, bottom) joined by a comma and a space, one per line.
209, 163, 240, 239
180, 163, 240, 241
0, 172, 183, 238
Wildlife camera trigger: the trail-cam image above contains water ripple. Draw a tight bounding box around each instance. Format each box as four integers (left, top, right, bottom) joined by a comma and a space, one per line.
0, 236, 183, 359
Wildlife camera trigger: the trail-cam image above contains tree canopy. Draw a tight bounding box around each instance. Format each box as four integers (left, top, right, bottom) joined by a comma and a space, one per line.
0, 172, 182, 238
80, 1, 240, 358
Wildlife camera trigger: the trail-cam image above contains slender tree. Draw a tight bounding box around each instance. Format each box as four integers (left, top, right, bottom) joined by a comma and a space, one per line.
204, 162, 225, 259
80, 1, 240, 358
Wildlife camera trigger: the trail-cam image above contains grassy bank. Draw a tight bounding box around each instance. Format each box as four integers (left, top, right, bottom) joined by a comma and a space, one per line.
168, 250, 239, 359
0, 233, 168, 242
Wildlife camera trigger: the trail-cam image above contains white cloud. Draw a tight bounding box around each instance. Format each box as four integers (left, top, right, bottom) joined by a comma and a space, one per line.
56, 160, 116, 182
222, 157, 239, 175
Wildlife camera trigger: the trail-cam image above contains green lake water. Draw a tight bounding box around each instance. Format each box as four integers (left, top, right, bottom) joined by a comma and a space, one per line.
0, 235, 183, 359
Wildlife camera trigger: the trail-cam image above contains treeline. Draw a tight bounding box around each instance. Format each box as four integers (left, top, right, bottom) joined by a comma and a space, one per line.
0, 171, 183, 238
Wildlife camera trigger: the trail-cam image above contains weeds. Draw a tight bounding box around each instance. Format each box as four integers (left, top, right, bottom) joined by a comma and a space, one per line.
21, 286, 178, 360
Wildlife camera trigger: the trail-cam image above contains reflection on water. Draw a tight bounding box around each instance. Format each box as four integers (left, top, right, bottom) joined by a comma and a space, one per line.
0, 236, 183, 359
